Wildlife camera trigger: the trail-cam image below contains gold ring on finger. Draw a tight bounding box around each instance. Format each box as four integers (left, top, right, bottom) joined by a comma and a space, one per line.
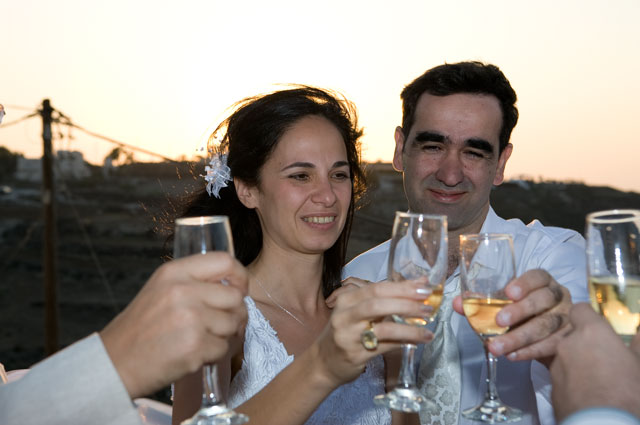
360, 321, 378, 350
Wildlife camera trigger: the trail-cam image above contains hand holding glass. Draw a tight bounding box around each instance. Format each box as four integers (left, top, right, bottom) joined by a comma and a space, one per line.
373, 212, 447, 412
460, 233, 522, 423
586, 209, 640, 344
174, 216, 248, 425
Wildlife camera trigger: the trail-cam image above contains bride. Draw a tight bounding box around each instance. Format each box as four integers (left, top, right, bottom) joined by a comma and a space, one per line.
172, 86, 431, 425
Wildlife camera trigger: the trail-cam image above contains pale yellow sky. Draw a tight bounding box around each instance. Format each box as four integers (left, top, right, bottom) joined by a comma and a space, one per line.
1, 0, 639, 192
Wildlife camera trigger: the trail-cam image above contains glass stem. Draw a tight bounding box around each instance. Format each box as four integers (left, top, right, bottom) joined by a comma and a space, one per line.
201, 364, 221, 408
397, 343, 418, 389
484, 345, 500, 402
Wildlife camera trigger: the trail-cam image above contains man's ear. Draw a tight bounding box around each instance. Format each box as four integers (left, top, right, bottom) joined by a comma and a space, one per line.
234, 179, 259, 209
392, 126, 405, 172
493, 143, 513, 186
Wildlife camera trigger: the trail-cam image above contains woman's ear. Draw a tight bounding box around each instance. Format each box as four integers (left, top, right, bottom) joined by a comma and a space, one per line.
234, 179, 259, 209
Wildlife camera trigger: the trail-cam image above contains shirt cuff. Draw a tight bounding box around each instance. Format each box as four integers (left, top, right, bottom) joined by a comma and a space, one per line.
561, 407, 640, 425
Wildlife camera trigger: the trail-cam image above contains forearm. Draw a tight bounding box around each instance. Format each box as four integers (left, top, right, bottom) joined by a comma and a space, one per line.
0, 333, 141, 425
236, 342, 338, 425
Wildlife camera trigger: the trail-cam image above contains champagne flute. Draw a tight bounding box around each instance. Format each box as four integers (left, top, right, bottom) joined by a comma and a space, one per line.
459, 233, 522, 423
585, 209, 640, 344
174, 216, 248, 425
373, 212, 447, 412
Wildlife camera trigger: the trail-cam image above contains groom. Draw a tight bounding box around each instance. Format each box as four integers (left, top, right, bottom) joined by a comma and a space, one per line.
345, 61, 588, 425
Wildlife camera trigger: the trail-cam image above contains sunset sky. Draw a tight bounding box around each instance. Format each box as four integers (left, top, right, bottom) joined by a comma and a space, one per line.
2, 0, 639, 192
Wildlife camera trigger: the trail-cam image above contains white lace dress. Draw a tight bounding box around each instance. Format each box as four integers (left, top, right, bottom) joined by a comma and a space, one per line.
228, 297, 392, 425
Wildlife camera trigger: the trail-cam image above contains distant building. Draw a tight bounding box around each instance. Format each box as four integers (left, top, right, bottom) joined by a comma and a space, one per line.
15, 150, 91, 181
365, 162, 402, 192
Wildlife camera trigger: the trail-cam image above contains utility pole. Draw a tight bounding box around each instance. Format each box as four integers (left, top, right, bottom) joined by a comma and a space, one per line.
41, 99, 59, 355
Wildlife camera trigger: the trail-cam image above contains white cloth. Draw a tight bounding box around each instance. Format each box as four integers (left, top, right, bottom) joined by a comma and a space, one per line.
228, 297, 391, 425
344, 207, 589, 425
0, 333, 141, 425
561, 408, 640, 425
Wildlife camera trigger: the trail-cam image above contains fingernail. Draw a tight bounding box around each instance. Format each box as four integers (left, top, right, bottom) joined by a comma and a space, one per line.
416, 287, 431, 296
423, 329, 434, 341
491, 340, 504, 355
507, 352, 518, 361
421, 304, 434, 314
509, 285, 522, 299
496, 310, 511, 326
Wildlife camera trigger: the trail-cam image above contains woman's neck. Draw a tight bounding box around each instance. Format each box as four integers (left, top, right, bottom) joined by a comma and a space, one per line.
248, 246, 325, 314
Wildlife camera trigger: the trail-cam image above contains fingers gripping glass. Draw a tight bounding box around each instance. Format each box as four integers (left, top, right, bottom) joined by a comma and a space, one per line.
586, 209, 640, 345
373, 212, 448, 412
460, 233, 522, 423
174, 216, 248, 425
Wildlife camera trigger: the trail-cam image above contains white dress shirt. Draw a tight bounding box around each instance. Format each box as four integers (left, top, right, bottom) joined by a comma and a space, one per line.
343, 207, 589, 425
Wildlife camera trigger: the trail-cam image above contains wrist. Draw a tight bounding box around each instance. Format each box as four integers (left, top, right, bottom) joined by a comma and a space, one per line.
99, 326, 139, 399
304, 340, 344, 390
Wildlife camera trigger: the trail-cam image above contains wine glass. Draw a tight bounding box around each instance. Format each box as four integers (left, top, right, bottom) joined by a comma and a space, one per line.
174, 216, 248, 425
459, 233, 522, 423
373, 212, 447, 412
585, 209, 640, 345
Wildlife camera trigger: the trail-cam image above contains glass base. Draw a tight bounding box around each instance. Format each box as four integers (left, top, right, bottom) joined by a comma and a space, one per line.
181, 405, 249, 425
373, 387, 431, 413
462, 399, 522, 423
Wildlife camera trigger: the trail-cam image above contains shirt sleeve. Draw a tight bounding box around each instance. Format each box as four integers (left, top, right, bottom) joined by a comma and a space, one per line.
527, 230, 589, 425
0, 333, 142, 425
561, 408, 640, 425
538, 231, 589, 303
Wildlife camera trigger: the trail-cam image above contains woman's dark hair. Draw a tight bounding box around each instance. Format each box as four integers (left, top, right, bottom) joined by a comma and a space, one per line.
180, 86, 365, 297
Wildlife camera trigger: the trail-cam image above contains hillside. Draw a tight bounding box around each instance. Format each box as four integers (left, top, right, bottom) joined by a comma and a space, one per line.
1, 161, 639, 401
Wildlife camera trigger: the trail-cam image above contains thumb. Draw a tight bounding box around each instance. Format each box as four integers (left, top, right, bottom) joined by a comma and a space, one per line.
452, 295, 464, 316
180, 252, 248, 294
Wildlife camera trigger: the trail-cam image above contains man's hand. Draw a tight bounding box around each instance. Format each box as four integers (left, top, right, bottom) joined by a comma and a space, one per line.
99, 252, 248, 399
326, 277, 372, 309
453, 269, 572, 364
549, 303, 640, 421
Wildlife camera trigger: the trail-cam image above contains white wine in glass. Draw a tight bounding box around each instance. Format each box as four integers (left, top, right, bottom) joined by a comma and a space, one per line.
586, 209, 640, 344
374, 212, 447, 412
174, 216, 248, 425
463, 298, 513, 337
460, 233, 523, 423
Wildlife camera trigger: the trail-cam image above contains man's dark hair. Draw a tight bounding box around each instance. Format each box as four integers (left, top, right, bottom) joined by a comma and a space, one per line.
400, 61, 518, 153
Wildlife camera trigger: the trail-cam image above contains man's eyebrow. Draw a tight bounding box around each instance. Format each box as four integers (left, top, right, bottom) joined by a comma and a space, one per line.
414, 131, 445, 142
466, 138, 494, 154
281, 161, 349, 172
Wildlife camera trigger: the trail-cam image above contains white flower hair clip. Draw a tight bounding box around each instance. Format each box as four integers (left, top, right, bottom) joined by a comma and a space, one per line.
204, 152, 231, 198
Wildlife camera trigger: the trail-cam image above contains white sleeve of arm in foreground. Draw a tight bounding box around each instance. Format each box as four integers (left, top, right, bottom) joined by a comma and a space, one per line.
561, 408, 640, 425
0, 332, 141, 425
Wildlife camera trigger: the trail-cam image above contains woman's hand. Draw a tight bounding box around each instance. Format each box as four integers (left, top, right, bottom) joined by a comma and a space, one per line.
314, 279, 434, 386
325, 276, 371, 309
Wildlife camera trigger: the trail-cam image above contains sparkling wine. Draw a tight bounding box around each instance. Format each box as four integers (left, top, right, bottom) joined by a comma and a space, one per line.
589, 276, 640, 343
463, 298, 512, 338
393, 286, 443, 327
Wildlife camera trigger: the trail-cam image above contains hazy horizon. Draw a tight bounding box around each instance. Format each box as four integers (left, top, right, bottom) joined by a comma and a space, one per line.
2, 0, 639, 193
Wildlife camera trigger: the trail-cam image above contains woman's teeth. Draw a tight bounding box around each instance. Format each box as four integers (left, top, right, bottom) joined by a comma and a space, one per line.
304, 216, 335, 224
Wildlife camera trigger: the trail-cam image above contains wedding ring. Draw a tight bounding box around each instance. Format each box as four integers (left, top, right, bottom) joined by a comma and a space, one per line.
360, 322, 378, 350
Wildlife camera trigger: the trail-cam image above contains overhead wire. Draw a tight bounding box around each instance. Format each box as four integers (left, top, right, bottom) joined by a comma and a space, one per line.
54, 113, 179, 163
0, 112, 39, 128
0, 103, 180, 164
2, 104, 38, 112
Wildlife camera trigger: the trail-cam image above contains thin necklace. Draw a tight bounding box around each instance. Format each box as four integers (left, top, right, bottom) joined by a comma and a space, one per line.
253, 275, 306, 328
